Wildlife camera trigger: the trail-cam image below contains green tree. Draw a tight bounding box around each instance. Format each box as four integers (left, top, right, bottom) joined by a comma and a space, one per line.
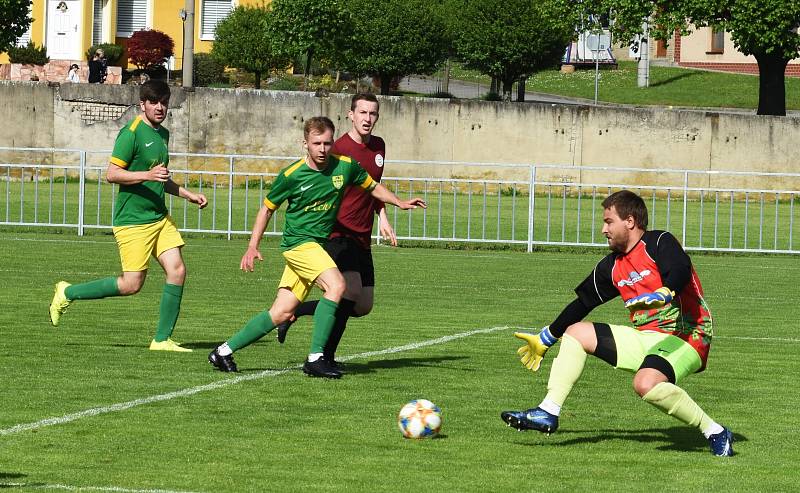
582, 0, 800, 116
1, 0, 32, 53
451, 0, 574, 101
341, 0, 449, 95
211, 5, 290, 89
270, 0, 350, 90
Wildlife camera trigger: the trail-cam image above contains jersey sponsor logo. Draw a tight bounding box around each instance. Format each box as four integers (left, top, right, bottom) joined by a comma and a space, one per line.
300, 184, 313, 192
332, 175, 344, 189
375, 154, 384, 168
616, 269, 652, 287
304, 200, 332, 212
145, 142, 154, 147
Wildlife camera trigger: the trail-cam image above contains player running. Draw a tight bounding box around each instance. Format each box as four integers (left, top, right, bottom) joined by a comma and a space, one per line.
501, 190, 734, 456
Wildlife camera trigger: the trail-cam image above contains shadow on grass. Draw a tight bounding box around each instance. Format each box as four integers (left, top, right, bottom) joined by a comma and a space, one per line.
240, 355, 469, 374
509, 426, 746, 454
0, 473, 27, 489
650, 71, 700, 88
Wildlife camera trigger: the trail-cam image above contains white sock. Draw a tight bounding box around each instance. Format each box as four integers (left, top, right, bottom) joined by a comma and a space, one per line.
538, 398, 561, 416
217, 343, 232, 356
308, 352, 323, 362
703, 422, 724, 439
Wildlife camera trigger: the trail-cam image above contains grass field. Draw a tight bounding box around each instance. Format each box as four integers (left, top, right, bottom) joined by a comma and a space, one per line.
1, 230, 798, 492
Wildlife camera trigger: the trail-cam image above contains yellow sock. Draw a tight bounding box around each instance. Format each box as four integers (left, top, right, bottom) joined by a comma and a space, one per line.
642, 382, 714, 433
544, 333, 588, 407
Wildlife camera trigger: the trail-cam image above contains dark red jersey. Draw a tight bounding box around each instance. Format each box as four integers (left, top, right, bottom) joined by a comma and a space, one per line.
574, 230, 713, 370
329, 132, 386, 249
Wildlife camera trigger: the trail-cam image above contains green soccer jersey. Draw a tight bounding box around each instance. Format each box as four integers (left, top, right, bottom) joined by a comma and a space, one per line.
109, 115, 170, 226
265, 154, 376, 251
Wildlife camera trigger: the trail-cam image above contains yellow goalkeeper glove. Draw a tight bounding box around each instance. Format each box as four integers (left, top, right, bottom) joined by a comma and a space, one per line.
514, 327, 558, 372
624, 286, 675, 312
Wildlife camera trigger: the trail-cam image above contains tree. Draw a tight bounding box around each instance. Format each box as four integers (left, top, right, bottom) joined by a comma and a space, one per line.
451, 0, 574, 101
340, 0, 449, 95
127, 30, 174, 70
582, 0, 800, 116
0, 0, 32, 53
270, 0, 351, 90
211, 6, 290, 89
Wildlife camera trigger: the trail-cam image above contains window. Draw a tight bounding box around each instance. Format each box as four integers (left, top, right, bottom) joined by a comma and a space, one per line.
117, 0, 146, 37
16, 4, 32, 47
200, 0, 233, 40
92, 0, 104, 45
709, 28, 724, 54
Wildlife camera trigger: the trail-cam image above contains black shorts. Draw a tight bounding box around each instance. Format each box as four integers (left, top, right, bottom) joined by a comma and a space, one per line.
324, 236, 375, 287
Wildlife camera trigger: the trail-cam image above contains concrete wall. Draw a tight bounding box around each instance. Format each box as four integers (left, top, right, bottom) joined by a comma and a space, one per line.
0, 81, 797, 188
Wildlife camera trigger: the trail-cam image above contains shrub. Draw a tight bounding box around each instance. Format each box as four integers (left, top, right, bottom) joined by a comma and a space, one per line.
8, 42, 49, 65
86, 43, 124, 65
193, 52, 227, 86
267, 75, 300, 91
127, 29, 174, 70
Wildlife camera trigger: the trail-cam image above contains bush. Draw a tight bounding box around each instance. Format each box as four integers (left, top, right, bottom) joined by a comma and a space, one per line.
193, 53, 227, 86
267, 75, 300, 91
482, 91, 502, 101
127, 29, 174, 70
8, 42, 49, 65
86, 43, 123, 65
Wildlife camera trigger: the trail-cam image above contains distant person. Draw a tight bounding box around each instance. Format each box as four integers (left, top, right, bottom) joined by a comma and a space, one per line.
88, 49, 107, 84
501, 190, 734, 456
49, 80, 208, 352
67, 64, 80, 83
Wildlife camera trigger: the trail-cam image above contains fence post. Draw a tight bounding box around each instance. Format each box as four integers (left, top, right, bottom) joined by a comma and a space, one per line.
527, 165, 536, 253
682, 170, 688, 245
77, 150, 86, 236
227, 156, 234, 240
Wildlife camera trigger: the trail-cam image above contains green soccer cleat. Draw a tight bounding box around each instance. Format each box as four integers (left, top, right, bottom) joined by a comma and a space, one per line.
149, 338, 193, 352
49, 281, 72, 327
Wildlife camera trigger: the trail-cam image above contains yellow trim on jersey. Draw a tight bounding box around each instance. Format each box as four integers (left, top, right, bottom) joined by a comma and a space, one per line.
110, 156, 128, 168
263, 197, 278, 210
359, 175, 376, 190
283, 159, 306, 177
332, 153, 352, 163
129, 115, 143, 132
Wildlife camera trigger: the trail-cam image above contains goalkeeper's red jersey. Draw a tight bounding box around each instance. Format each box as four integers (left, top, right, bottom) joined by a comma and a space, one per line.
575, 230, 713, 370
329, 132, 387, 250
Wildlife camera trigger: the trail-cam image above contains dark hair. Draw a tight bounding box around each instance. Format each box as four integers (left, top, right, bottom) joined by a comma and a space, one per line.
350, 93, 379, 111
602, 190, 648, 230
70, 63, 79, 70
304, 116, 335, 139
139, 80, 170, 103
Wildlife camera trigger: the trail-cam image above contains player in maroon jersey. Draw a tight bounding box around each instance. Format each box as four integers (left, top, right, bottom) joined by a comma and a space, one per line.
275, 93, 397, 369
501, 190, 734, 456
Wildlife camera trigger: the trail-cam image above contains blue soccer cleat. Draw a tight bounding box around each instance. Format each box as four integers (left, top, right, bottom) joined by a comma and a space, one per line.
500, 407, 559, 434
708, 427, 734, 456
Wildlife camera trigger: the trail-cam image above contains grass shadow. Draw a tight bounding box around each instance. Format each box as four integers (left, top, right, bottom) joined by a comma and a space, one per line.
650, 71, 700, 88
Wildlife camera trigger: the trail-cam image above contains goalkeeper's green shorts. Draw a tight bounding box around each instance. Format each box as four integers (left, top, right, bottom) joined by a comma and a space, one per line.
609, 325, 702, 383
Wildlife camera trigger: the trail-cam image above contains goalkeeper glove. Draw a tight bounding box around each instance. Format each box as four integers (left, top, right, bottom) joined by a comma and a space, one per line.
515, 326, 558, 372
624, 286, 675, 311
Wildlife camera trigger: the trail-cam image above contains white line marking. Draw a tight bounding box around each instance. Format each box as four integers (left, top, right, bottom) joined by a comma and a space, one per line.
0, 483, 201, 493
0, 326, 516, 437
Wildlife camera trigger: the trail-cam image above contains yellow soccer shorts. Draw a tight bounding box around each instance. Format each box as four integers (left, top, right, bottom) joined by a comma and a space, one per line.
112, 216, 185, 272
609, 324, 703, 384
279, 242, 338, 301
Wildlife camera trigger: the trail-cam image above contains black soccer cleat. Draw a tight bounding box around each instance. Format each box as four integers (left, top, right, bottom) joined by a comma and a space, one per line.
275, 319, 294, 344
208, 348, 238, 372
302, 358, 342, 379
501, 407, 559, 434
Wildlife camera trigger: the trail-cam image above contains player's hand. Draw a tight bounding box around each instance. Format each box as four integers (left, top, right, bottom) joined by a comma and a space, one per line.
147, 164, 169, 182
624, 287, 674, 311
398, 197, 427, 210
379, 217, 397, 246
240, 246, 263, 272
514, 331, 551, 372
188, 192, 208, 209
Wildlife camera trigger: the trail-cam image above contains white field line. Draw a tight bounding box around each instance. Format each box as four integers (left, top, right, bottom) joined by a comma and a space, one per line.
0, 483, 201, 493
0, 326, 517, 437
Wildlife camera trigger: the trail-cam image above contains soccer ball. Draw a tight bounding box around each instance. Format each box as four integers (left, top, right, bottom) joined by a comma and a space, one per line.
397, 399, 442, 439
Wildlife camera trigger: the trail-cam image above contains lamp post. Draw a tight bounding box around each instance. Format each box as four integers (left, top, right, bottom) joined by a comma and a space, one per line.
180, 0, 194, 87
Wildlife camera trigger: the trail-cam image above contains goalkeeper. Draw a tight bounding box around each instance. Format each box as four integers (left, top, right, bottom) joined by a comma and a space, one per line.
502, 190, 734, 457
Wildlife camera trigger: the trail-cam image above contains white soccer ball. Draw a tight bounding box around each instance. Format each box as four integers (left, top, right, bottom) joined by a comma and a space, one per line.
397, 399, 442, 439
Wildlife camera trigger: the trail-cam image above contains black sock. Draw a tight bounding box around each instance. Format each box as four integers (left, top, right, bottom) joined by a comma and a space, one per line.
295, 300, 320, 319
324, 298, 356, 360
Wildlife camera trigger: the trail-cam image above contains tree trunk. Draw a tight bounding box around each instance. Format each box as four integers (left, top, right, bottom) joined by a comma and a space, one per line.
502, 79, 513, 101
303, 48, 313, 91
517, 77, 526, 102
442, 58, 450, 93
254, 71, 261, 89
755, 51, 788, 116
380, 74, 392, 95
490, 77, 498, 94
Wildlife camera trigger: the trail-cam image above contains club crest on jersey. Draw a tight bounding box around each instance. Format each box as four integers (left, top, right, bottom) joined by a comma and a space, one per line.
332, 175, 344, 189
375, 154, 384, 168
617, 269, 652, 287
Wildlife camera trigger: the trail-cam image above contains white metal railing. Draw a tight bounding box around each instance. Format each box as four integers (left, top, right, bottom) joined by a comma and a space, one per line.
2, 146, 800, 254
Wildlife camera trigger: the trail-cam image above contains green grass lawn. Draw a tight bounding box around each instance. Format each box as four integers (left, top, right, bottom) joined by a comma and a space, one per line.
443, 60, 800, 110
0, 231, 798, 491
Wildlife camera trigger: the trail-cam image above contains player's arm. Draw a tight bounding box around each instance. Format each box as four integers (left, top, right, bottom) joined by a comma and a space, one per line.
240, 204, 276, 272
377, 206, 397, 246
624, 232, 691, 311
106, 162, 169, 185
369, 183, 426, 210
165, 179, 208, 209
